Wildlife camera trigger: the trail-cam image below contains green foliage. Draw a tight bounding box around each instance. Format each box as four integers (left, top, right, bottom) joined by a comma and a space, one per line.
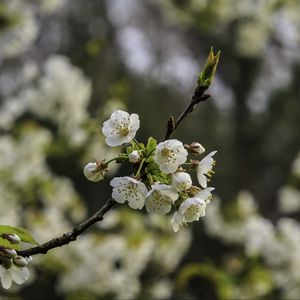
176, 262, 235, 299
198, 47, 221, 89
145, 137, 157, 157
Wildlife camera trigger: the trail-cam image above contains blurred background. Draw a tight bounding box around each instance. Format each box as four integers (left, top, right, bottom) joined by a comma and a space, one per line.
0, 0, 300, 299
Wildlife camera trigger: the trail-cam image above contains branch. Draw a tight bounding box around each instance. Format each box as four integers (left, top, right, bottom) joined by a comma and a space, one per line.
16, 83, 211, 258
17, 199, 117, 257
163, 85, 210, 141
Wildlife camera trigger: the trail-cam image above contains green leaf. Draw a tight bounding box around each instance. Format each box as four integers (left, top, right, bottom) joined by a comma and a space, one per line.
146, 137, 157, 156
0, 225, 39, 245
0, 237, 20, 250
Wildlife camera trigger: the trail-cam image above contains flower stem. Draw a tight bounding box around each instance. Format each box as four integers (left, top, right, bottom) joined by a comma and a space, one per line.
133, 138, 142, 149
135, 158, 146, 178
106, 155, 127, 165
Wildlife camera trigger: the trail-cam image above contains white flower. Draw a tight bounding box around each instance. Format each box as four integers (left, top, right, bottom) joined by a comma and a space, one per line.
0, 265, 30, 289
128, 150, 140, 163
197, 151, 217, 188
83, 162, 106, 182
171, 197, 207, 232
172, 172, 192, 191
154, 139, 188, 174
102, 110, 140, 147
145, 184, 178, 215
196, 187, 215, 204
110, 176, 148, 209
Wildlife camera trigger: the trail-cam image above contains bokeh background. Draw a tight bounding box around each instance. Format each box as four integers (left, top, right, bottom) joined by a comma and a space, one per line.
1, 0, 300, 299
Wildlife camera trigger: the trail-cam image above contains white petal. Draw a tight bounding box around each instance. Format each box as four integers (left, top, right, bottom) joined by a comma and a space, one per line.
128, 195, 145, 210
110, 177, 131, 187
0, 267, 12, 290
137, 182, 149, 196
112, 187, 127, 204
171, 212, 182, 232
11, 266, 30, 285
111, 110, 130, 122
105, 136, 124, 147
158, 163, 178, 174
129, 113, 140, 131
166, 139, 181, 147
175, 153, 188, 164
196, 187, 215, 201
199, 151, 217, 174
152, 184, 178, 201
145, 195, 172, 214
102, 120, 117, 136
197, 172, 208, 188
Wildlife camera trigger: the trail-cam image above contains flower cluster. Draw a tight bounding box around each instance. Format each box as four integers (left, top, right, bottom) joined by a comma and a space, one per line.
84, 110, 217, 232
0, 234, 32, 289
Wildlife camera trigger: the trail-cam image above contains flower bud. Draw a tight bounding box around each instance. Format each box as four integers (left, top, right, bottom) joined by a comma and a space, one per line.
128, 151, 140, 163
83, 162, 106, 182
13, 256, 28, 267
2, 233, 21, 244
172, 172, 192, 192
4, 248, 17, 259
185, 142, 205, 155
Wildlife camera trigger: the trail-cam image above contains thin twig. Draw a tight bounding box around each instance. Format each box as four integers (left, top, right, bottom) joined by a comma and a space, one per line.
163, 85, 210, 141
17, 199, 117, 257
17, 85, 210, 258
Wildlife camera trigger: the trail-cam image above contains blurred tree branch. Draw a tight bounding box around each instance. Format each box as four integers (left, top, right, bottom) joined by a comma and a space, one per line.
17, 199, 117, 257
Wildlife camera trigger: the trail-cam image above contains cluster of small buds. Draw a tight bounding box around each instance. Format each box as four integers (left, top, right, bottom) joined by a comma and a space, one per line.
0, 234, 31, 289
84, 110, 217, 232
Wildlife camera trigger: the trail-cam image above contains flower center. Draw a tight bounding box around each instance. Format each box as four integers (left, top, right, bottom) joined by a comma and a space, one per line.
185, 205, 200, 221
153, 190, 171, 204
161, 148, 174, 160
118, 126, 129, 137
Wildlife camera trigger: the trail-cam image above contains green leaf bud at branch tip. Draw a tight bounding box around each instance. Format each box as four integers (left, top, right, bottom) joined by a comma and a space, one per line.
198, 47, 221, 89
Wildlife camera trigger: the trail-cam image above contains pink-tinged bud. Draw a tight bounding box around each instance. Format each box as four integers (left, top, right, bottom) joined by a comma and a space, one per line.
185, 142, 205, 155
13, 256, 28, 267
128, 151, 140, 163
